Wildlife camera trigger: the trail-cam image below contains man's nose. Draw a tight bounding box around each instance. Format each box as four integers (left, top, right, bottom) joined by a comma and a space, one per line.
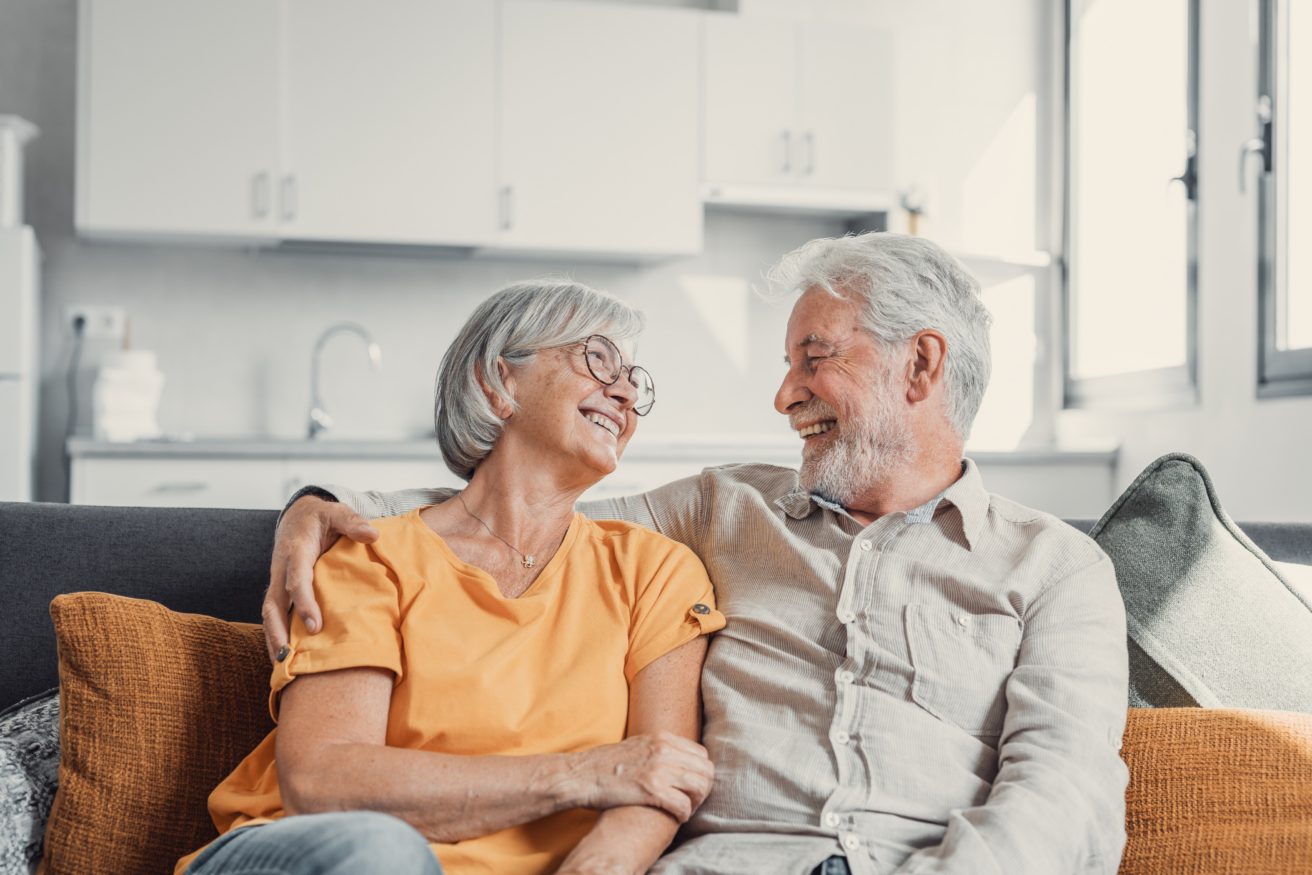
775, 367, 810, 415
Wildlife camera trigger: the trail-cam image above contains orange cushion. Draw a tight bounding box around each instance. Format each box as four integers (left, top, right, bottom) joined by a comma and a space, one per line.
39, 593, 272, 875
1120, 707, 1312, 874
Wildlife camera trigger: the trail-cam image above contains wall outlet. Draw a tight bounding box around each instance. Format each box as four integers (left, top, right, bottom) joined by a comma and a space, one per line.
65, 305, 127, 340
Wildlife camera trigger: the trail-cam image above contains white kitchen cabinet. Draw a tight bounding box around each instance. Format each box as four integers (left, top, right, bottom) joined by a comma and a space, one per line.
77, 0, 280, 240
703, 17, 798, 188
72, 458, 288, 509
279, 0, 497, 245
498, 0, 702, 257
702, 15, 894, 206
799, 23, 895, 192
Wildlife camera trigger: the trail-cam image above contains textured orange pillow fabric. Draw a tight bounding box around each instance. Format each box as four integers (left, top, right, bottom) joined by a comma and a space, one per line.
39, 593, 273, 875
1120, 707, 1312, 875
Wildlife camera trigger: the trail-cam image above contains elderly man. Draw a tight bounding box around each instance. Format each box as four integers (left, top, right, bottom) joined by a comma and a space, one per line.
264, 232, 1129, 875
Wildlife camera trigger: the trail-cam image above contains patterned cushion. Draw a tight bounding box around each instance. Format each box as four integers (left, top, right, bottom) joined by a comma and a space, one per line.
0, 689, 60, 875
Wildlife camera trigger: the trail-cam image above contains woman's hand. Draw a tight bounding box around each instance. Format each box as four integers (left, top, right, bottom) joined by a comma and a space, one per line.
263, 495, 378, 661
566, 731, 713, 823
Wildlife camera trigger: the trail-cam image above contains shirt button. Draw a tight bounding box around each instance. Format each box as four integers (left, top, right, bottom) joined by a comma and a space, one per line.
839, 610, 857, 624
692, 603, 710, 615
825, 812, 841, 828
838, 670, 855, 684
833, 730, 851, 744
859, 540, 872, 551
276, 645, 290, 663
958, 615, 972, 627
843, 835, 860, 851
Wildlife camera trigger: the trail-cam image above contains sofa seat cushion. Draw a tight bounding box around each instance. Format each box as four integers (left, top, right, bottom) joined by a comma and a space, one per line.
1090, 453, 1312, 710
1120, 707, 1312, 874
40, 593, 272, 875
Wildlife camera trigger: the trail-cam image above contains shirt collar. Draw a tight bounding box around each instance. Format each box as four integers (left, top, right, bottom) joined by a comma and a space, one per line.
775, 457, 990, 550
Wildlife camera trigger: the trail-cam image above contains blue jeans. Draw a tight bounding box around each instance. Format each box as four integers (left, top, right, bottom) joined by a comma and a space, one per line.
186, 812, 444, 875
810, 856, 851, 875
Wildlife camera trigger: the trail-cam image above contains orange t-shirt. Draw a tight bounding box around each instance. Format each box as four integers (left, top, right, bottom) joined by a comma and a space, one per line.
176, 509, 723, 875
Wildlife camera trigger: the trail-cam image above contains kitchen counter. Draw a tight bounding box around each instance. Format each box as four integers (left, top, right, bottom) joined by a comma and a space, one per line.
66, 435, 1120, 518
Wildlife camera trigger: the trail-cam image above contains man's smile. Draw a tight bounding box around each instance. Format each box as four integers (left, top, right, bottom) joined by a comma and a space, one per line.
797, 420, 836, 440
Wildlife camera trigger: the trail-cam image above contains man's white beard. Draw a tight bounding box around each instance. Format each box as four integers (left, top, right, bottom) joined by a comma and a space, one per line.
794, 370, 913, 508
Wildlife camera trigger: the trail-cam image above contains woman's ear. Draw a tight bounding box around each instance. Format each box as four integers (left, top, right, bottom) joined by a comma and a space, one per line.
475, 357, 516, 420
907, 330, 948, 404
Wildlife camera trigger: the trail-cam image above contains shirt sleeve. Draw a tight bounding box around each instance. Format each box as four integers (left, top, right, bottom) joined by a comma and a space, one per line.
893, 550, 1130, 875
579, 473, 709, 555
624, 537, 725, 683
285, 483, 457, 521
268, 534, 408, 720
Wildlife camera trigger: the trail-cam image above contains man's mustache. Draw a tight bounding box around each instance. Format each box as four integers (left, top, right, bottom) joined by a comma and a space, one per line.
789, 398, 842, 432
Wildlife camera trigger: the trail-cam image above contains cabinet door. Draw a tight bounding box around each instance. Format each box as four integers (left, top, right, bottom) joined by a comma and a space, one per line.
71, 458, 288, 509
702, 16, 798, 186
77, 0, 279, 239
280, 0, 497, 245
499, 0, 701, 256
798, 23, 895, 192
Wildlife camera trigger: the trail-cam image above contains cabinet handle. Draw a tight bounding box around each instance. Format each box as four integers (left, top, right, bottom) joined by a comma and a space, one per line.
251, 172, 270, 218
803, 131, 815, 175
781, 130, 792, 174
500, 185, 514, 231
152, 481, 209, 493
281, 175, 298, 221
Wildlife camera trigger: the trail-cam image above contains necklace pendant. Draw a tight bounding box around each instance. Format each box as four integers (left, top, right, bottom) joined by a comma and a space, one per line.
522, 555, 535, 569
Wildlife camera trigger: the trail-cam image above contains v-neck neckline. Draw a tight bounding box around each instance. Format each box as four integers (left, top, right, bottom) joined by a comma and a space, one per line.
408, 507, 582, 600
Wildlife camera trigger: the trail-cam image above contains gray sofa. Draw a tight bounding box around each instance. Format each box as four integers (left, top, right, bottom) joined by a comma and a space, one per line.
3, 499, 1310, 714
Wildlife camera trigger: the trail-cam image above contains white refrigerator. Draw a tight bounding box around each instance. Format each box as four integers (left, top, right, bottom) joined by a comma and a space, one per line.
0, 224, 40, 501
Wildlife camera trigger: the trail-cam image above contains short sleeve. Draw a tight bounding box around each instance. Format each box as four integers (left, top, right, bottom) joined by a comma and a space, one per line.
268, 535, 404, 720
624, 537, 725, 683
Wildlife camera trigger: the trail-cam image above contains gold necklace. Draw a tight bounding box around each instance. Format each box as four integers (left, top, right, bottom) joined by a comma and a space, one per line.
457, 492, 567, 569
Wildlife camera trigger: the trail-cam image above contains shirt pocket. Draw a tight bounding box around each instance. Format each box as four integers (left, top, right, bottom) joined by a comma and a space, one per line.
905, 605, 1022, 736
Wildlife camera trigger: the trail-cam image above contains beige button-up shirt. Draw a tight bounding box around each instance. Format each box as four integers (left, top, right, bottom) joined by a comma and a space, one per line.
323, 458, 1129, 875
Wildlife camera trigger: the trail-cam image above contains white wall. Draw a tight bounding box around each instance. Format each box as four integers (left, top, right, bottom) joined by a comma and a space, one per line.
1056, 0, 1312, 522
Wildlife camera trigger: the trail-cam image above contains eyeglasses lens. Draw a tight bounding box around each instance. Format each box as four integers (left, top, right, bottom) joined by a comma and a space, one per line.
585, 337, 623, 383
584, 336, 655, 416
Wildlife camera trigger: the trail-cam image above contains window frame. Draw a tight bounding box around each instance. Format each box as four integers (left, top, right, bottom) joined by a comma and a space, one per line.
1257, 0, 1312, 398
1061, 0, 1201, 411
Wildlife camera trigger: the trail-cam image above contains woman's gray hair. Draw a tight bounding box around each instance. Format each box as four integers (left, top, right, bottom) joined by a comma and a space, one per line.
435, 279, 645, 481
765, 232, 993, 440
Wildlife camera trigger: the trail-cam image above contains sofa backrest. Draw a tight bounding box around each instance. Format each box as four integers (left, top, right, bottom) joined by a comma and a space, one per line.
1, 502, 278, 710
1, 501, 1308, 712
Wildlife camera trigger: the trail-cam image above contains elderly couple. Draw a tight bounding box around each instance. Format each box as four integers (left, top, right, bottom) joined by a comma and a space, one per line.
178, 233, 1129, 875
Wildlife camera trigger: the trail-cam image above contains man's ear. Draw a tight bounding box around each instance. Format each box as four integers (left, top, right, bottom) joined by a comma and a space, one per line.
907, 330, 948, 404
475, 357, 516, 420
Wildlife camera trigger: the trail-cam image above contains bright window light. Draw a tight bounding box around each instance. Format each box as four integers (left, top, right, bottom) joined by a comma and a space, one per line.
1285, 0, 1312, 350
967, 275, 1036, 452
1070, 0, 1190, 379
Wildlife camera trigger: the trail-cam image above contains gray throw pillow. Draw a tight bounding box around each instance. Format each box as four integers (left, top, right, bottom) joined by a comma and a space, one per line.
1090, 453, 1312, 711
0, 689, 60, 875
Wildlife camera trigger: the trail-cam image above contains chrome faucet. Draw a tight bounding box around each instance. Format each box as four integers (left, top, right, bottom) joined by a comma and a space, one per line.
307, 322, 382, 439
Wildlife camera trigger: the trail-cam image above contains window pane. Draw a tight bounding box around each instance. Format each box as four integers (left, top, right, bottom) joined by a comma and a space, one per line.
1284, 0, 1312, 350
1071, 0, 1190, 379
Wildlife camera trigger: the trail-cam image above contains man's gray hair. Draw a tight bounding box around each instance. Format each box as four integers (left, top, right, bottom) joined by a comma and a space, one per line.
435, 279, 645, 481
766, 232, 993, 440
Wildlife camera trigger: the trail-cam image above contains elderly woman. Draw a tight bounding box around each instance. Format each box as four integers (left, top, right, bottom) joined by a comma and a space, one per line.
176, 281, 724, 875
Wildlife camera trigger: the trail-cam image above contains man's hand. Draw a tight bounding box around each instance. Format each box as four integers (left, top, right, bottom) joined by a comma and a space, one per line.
564, 730, 714, 823
262, 495, 380, 662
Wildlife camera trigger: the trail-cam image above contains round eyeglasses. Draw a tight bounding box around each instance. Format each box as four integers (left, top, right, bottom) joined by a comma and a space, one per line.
573, 334, 655, 416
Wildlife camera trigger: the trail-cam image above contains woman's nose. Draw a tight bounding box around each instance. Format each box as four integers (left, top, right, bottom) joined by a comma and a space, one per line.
607, 369, 639, 409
